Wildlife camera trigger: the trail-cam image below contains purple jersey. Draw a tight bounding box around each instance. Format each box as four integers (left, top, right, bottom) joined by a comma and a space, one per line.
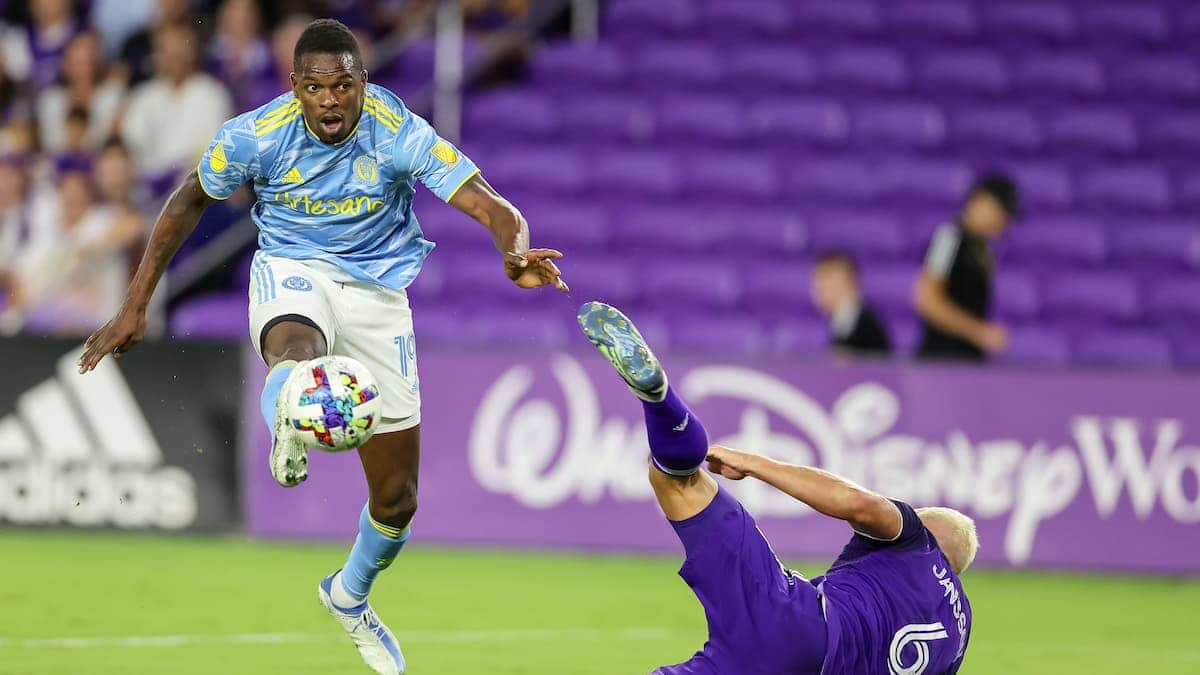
812, 500, 972, 675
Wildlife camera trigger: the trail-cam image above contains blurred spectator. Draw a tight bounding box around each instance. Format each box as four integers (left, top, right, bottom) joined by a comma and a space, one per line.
121, 23, 232, 183
811, 250, 891, 356
270, 13, 313, 81
464, 0, 533, 32
0, 169, 140, 335
209, 0, 274, 109
0, 159, 28, 306
91, 0, 156, 58
93, 138, 150, 215
14, 0, 83, 90
36, 30, 125, 154
119, 0, 193, 86
914, 173, 1020, 362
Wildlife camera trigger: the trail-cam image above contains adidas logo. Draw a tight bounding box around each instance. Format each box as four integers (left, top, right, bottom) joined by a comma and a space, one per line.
0, 350, 197, 529
282, 167, 304, 184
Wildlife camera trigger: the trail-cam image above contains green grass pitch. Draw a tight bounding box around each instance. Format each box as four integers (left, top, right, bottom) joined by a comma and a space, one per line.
1, 531, 1197, 674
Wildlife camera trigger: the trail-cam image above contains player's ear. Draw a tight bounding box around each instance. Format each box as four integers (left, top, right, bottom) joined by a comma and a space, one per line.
360, 69, 369, 85
289, 72, 297, 89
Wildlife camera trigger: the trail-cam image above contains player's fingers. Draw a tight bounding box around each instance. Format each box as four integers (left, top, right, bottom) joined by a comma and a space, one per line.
527, 248, 564, 260
504, 251, 528, 268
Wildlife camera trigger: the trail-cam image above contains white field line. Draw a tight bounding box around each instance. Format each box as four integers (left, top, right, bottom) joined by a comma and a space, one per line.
0, 627, 676, 650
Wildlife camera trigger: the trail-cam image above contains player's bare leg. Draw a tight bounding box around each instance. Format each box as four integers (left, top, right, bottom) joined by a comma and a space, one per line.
260, 319, 328, 486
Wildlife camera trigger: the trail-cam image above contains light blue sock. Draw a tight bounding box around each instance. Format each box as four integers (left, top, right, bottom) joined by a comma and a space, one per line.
260, 360, 297, 431
339, 503, 410, 602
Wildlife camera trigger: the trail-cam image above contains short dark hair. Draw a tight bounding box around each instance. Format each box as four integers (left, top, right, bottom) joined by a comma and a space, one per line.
815, 249, 859, 276
969, 171, 1020, 217
293, 18, 363, 72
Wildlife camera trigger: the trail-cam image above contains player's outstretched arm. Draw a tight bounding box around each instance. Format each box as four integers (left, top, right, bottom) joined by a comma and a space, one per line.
707, 445, 902, 540
448, 174, 568, 292
77, 171, 215, 373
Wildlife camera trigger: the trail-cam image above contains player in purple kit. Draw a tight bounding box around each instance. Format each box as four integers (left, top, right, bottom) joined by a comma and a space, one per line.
577, 301, 976, 675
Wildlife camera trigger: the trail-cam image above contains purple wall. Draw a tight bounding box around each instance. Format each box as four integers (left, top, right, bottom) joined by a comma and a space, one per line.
243, 349, 1200, 573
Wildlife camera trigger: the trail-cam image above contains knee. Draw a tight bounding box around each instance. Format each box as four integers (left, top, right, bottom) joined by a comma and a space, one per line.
369, 487, 418, 530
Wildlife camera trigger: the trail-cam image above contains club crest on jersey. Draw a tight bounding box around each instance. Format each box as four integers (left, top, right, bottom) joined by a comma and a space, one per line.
282, 276, 313, 292
430, 140, 459, 165
354, 155, 379, 183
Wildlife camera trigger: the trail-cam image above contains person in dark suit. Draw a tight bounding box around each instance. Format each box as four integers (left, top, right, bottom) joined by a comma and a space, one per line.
811, 250, 891, 356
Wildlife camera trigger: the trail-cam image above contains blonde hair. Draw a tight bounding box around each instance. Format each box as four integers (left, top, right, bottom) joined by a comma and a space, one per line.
916, 507, 979, 574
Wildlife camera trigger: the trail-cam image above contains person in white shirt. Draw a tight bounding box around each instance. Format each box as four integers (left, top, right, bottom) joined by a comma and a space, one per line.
36, 30, 125, 153
121, 23, 232, 181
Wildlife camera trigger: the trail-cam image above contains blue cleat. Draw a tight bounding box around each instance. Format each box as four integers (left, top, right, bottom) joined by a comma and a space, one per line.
577, 301, 667, 400
318, 571, 406, 674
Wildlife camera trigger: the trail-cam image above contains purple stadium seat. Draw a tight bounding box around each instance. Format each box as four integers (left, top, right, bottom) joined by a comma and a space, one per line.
772, 318, 831, 355
417, 201, 487, 245
788, 157, 879, 201
520, 201, 610, 249
615, 205, 741, 253
1045, 108, 1138, 153
1012, 53, 1105, 96
1075, 330, 1173, 369
860, 265, 919, 314
1148, 277, 1200, 319
681, 151, 779, 199
993, 269, 1041, 321
727, 47, 817, 90
1180, 169, 1200, 207
790, 0, 882, 35
733, 208, 809, 255
590, 151, 682, 197
982, 3, 1076, 42
556, 256, 641, 305
530, 42, 626, 88
887, 315, 920, 354
875, 158, 972, 204
1005, 217, 1109, 266
655, 97, 746, 143
949, 106, 1041, 152
634, 44, 724, 88
1111, 58, 1200, 100
439, 254, 539, 303
887, 1, 978, 39
916, 50, 1009, 95
1109, 223, 1200, 268
1144, 113, 1200, 152
747, 98, 848, 146
743, 262, 814, 313
703, 0, 792, 37
1000, 325, 1071, 366
851, 102, 945, 149
820, 47, 909, 92
604, 0, 696, 38
1005, 162, 1074, 208
808, 210, 908, 259
1078, 5, 1170, 43
670, 316, 769, 355
169, 293, 248, 339
642, 259, 741, 309
559, 95, 654, 143
486, 148, 586, 195
1043, 272, 1140, 320
1077, 165, 1172, 211
464, 89, 558, 139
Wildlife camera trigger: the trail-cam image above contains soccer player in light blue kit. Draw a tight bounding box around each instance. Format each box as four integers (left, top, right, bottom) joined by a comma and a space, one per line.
77, 19, 567, 674
578, 301, 975, 674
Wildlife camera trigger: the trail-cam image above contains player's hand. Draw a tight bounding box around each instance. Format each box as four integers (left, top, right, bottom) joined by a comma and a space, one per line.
77, 304, 148, 374
504, 249, 569, 292
975, 322, 1009, 354
706, 445, 752, 481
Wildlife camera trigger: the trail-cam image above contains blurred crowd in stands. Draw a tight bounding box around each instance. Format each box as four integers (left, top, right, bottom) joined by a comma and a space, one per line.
0, 0, 532, 335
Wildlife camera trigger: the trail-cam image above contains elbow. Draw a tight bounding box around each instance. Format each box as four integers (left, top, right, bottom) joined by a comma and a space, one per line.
844, 489, 879, 523
912, 277, 936, 317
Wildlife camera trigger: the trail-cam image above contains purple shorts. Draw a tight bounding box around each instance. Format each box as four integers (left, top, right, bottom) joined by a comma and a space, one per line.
653, 488, 826, 675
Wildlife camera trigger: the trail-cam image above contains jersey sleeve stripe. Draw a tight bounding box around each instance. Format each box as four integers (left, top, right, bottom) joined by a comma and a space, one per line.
445, 168, 481, 202
364, 97, 404, 128
256, 111, 301, 137
255, 100, 300, 127
362, 100, 400, 132
195, 166, 231, 201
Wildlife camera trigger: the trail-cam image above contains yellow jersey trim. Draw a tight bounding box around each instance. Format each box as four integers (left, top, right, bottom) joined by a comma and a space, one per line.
303, 116, 361, 146
255, 99, 299, 126
368, 515, 408, 539
256, 110, 301, 137
363, 97, 404, 132
445, 168, 481, 203
195, 166, 230, 201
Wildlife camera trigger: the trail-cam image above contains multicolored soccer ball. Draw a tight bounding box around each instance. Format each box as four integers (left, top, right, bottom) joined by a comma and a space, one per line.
285, 356, 382, 453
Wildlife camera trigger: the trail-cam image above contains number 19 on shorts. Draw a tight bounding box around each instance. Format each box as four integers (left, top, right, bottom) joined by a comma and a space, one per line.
393, 334, 418, 391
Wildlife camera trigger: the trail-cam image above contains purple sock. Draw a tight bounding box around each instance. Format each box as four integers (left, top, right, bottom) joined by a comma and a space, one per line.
642, 386, 708, 476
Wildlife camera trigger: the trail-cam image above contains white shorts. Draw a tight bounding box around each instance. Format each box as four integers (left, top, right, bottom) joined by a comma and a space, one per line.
248, 253, 420, 433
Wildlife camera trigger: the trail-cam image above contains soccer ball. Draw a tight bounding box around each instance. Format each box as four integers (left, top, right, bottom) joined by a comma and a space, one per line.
285, 356, 382, 453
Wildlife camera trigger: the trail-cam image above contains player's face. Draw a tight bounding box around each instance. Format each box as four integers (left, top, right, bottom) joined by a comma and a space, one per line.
292, 52, 367, 145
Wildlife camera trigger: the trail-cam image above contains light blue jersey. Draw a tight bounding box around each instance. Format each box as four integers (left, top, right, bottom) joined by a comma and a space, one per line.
197, 83, 479, 289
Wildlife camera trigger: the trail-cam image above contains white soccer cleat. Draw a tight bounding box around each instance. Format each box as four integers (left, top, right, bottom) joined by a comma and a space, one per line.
319, 572, 406, 674
269, 362, 310, 487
